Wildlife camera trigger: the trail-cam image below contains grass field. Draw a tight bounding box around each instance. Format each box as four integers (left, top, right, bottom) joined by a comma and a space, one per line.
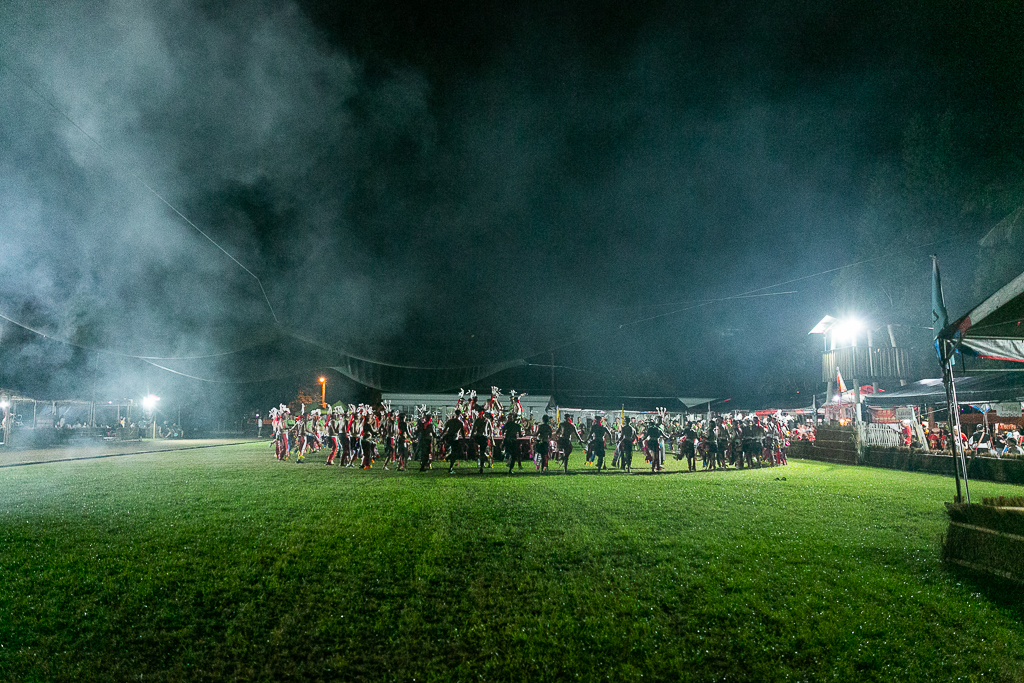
1, 445, 1022, 682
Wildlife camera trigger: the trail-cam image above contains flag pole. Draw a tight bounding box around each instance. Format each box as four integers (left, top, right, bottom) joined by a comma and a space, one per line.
942, 340, 968, 503
933, 256, 969, 504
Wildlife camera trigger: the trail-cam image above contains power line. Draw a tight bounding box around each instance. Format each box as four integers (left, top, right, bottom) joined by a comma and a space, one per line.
0, 310, 280, 360
618, 291, 797, 328
139, 358, 316, 384
618, 236, 959, 330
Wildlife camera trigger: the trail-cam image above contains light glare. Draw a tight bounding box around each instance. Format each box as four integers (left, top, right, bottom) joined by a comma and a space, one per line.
832, 317, 863, 345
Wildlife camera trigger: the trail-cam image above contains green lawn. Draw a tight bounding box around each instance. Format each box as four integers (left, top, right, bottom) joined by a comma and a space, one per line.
1, 445, 1022, 682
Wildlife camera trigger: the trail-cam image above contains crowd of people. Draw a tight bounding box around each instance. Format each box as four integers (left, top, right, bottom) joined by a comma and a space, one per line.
962, 423, 1024, 458
265, 388, 796, 474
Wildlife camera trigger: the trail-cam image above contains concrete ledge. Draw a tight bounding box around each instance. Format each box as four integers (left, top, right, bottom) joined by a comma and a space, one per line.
790, 441, 1024, 484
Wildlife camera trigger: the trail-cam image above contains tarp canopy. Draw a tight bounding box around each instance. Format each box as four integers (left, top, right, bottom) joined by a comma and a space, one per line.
863, 373, 1024, 407
330, 356, 527, 393
940, 268, 1024, 362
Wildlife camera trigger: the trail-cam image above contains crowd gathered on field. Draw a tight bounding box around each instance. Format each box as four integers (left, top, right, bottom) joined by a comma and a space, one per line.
264, 388, 802, 474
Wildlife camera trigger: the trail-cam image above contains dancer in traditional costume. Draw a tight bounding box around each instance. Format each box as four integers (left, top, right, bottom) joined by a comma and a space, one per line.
472, 409, 490, 473
416, 413, 434, 471
534, 414, 553, 472
504, 413, 522, 473
645, 420, 667, 472
589, 416, 611, 472
619, 417, 636, 473
556, 414, 582, 473
325, 411, 341, 465
359, 411, 376, 469
442, 410, 465, 474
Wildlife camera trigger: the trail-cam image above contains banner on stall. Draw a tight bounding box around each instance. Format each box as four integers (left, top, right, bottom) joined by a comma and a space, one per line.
868, 407, 898, 423
894, 406, 918, 422
994, 402, 1023, 417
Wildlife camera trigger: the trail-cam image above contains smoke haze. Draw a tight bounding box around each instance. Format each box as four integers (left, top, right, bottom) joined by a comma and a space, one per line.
0, 0, 1020, 405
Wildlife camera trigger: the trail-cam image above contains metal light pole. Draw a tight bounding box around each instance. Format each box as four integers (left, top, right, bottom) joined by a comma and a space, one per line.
319, 376, 327, 409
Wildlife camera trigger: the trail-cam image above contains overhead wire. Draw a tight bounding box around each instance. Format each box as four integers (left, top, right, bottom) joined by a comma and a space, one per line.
617, 236, 960, 330
139, 358, 319, 384
0, 310, 280, 360
617, 291, 797, 328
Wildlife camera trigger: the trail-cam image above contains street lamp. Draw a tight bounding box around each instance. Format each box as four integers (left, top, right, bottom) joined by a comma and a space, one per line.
831, 317, 864, 348
319, 376, 327, 408
143, 394, 160, 438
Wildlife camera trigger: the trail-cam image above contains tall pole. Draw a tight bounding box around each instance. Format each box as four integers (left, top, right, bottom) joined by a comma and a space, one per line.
551, 352, 556, 396
942, 340, 969, 504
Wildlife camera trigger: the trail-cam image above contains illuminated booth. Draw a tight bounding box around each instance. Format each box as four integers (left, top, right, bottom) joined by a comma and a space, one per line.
809, 316, 910, 424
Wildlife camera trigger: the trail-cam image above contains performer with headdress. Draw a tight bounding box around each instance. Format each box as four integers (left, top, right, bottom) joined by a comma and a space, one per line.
380, 407, 396, 471
395, 410, 410, 471
325, 410, 341, 465
645, 419, 668, 473
272, 407, 287, 460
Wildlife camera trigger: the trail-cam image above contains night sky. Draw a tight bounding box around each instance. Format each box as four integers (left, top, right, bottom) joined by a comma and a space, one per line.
0, 0, 1022, 408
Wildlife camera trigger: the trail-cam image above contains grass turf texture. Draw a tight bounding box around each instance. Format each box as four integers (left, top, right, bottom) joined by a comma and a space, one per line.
1, 447, 1022, 682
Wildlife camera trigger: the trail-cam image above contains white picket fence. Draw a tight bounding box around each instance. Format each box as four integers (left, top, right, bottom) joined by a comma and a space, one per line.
861, 423, 904, 448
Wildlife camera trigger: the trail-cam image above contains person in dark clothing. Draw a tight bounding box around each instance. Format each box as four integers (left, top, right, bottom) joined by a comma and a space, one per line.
589, 417, 611, 472
535, 414, 553, 472
359, 415, 377, 469
442, 410, 465, 474
395, 413, 410, 471
416, 416, 435, 471
619, 417, 636, 472
504, 415, 522, 473
745, 419, 764, 468
681, 424, 697, 471
471, 409, 491, 473
556, 415, 582, 473
705, 420, 718, 471
645, 421, 667, 472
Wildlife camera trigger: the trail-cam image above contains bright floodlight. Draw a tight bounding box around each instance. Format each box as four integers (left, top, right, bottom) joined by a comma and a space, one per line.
319, 376, 326, 383
832, 317, 863, 345
0, 400, 8, 409
142, 394, 160, 410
